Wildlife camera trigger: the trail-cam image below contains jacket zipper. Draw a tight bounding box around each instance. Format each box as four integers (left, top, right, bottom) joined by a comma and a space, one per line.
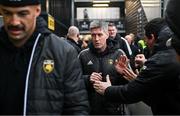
23, 33, 41, 116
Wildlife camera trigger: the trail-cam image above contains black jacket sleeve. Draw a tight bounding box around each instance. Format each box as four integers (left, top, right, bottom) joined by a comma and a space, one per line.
104, 50, 180, 104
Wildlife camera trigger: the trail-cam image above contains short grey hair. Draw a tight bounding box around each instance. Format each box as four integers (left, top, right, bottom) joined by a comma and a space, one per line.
67, 26, 79, 37
90, 20, 109, 34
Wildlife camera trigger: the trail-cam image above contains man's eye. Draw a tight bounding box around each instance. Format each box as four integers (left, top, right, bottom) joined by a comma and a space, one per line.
91, 34, 96, 37
97, 34, 103, 37
18, 12, 28, 17
3, 12, 11, 16
91, 33, 103, 37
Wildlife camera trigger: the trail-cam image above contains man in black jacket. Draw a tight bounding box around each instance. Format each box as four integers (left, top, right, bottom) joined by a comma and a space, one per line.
108, 22, 132, 59
93, 18, 180, 115
0, 0, 89, 115
78, 20, 129, 115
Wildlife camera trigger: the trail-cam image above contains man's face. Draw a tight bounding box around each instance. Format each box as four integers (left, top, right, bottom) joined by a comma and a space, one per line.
144, 34, 156, 50
91, 27, 109, 52
108, 25, 117, 38
0, 5, 41, 44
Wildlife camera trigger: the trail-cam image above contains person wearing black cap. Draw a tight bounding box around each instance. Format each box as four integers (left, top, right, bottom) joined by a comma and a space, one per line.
166, 0, 180, 62
93, 18, 180, 115
0, 0, 89, 115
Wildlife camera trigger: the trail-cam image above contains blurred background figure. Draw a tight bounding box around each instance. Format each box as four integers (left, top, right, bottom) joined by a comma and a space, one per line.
108, 22, 132, 59
83, 8, 89, 21
66, 26, 82, 53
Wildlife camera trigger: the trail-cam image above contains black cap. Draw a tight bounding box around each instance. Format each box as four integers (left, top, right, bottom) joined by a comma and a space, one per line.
0, 0, 40, 7
165, 0, 180, 40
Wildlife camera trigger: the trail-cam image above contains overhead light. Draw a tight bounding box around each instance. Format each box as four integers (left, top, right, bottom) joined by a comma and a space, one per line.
93, 4, 109, 7
93, 0, 110, 3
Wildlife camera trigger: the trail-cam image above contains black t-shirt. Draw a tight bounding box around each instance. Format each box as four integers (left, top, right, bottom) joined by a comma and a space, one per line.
0, 47, 31, 115
0, 32, 34, 115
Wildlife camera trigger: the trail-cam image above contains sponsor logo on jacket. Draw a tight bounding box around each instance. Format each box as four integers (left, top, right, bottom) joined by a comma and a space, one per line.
43, 60, 54, 74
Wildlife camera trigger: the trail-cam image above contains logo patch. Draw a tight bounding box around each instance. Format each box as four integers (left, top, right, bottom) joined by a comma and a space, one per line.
108, 59, 114, 65
142, 65, 147, 70
43, 60, 54, 74
87, 60, 93, 65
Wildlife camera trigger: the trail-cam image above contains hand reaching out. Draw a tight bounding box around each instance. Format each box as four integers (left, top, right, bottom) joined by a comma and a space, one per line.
121, 67, 137, 81
115, 55, 137, 81
115, 55, 129, 75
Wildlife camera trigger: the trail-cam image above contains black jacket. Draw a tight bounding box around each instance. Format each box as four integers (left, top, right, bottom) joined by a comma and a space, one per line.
104, 26, 180, 115
66, 37, 82, 53
78, 39, 129, 115
109, 34, 132, 59
0, 17, 89, 115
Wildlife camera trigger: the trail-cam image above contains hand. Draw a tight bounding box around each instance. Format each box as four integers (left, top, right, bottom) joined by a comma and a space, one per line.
122, 67, 137, 81
93, 75, 111, 95
115, 55, 129, 75
90, 72, 102, 83
115, 55, 137, 81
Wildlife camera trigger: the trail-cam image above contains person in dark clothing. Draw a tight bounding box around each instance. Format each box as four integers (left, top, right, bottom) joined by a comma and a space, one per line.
166, 0, 180, 62
125, 34, 141, 57
124, 34, 142, 71
66, 26, 82, 53
78, 20, 130, 115
0, 0, 89, 115
93, 18, 180, 115
108, 22, 132, 59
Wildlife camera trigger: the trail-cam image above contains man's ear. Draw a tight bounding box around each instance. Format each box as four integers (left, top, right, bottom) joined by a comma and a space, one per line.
35, 5, 41, 17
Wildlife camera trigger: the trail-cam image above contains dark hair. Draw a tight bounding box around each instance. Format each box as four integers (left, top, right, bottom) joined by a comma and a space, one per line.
144, 18, 167, 39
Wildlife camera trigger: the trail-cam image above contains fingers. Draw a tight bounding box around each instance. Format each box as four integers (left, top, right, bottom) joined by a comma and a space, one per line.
93, 80, 101, 89
119, 55, 129, 64
122, 68, 137, 81
93, 75, 111, 95
90, 72, 102, 83
116, 55, 129, 68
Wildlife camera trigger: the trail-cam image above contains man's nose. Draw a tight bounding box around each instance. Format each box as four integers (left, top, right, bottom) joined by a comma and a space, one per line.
9, 15, 21, 26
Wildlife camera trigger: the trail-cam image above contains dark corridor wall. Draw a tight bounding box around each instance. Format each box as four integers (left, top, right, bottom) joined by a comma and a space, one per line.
48, 0, 72, 37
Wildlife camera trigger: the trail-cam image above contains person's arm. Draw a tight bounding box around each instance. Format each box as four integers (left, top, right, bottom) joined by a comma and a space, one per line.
94, 59, 161, 104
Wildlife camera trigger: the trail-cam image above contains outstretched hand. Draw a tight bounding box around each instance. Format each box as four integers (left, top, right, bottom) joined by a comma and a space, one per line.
115, 55, 137, 81
121, 67, 137, 81
115, 55, 129, 75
